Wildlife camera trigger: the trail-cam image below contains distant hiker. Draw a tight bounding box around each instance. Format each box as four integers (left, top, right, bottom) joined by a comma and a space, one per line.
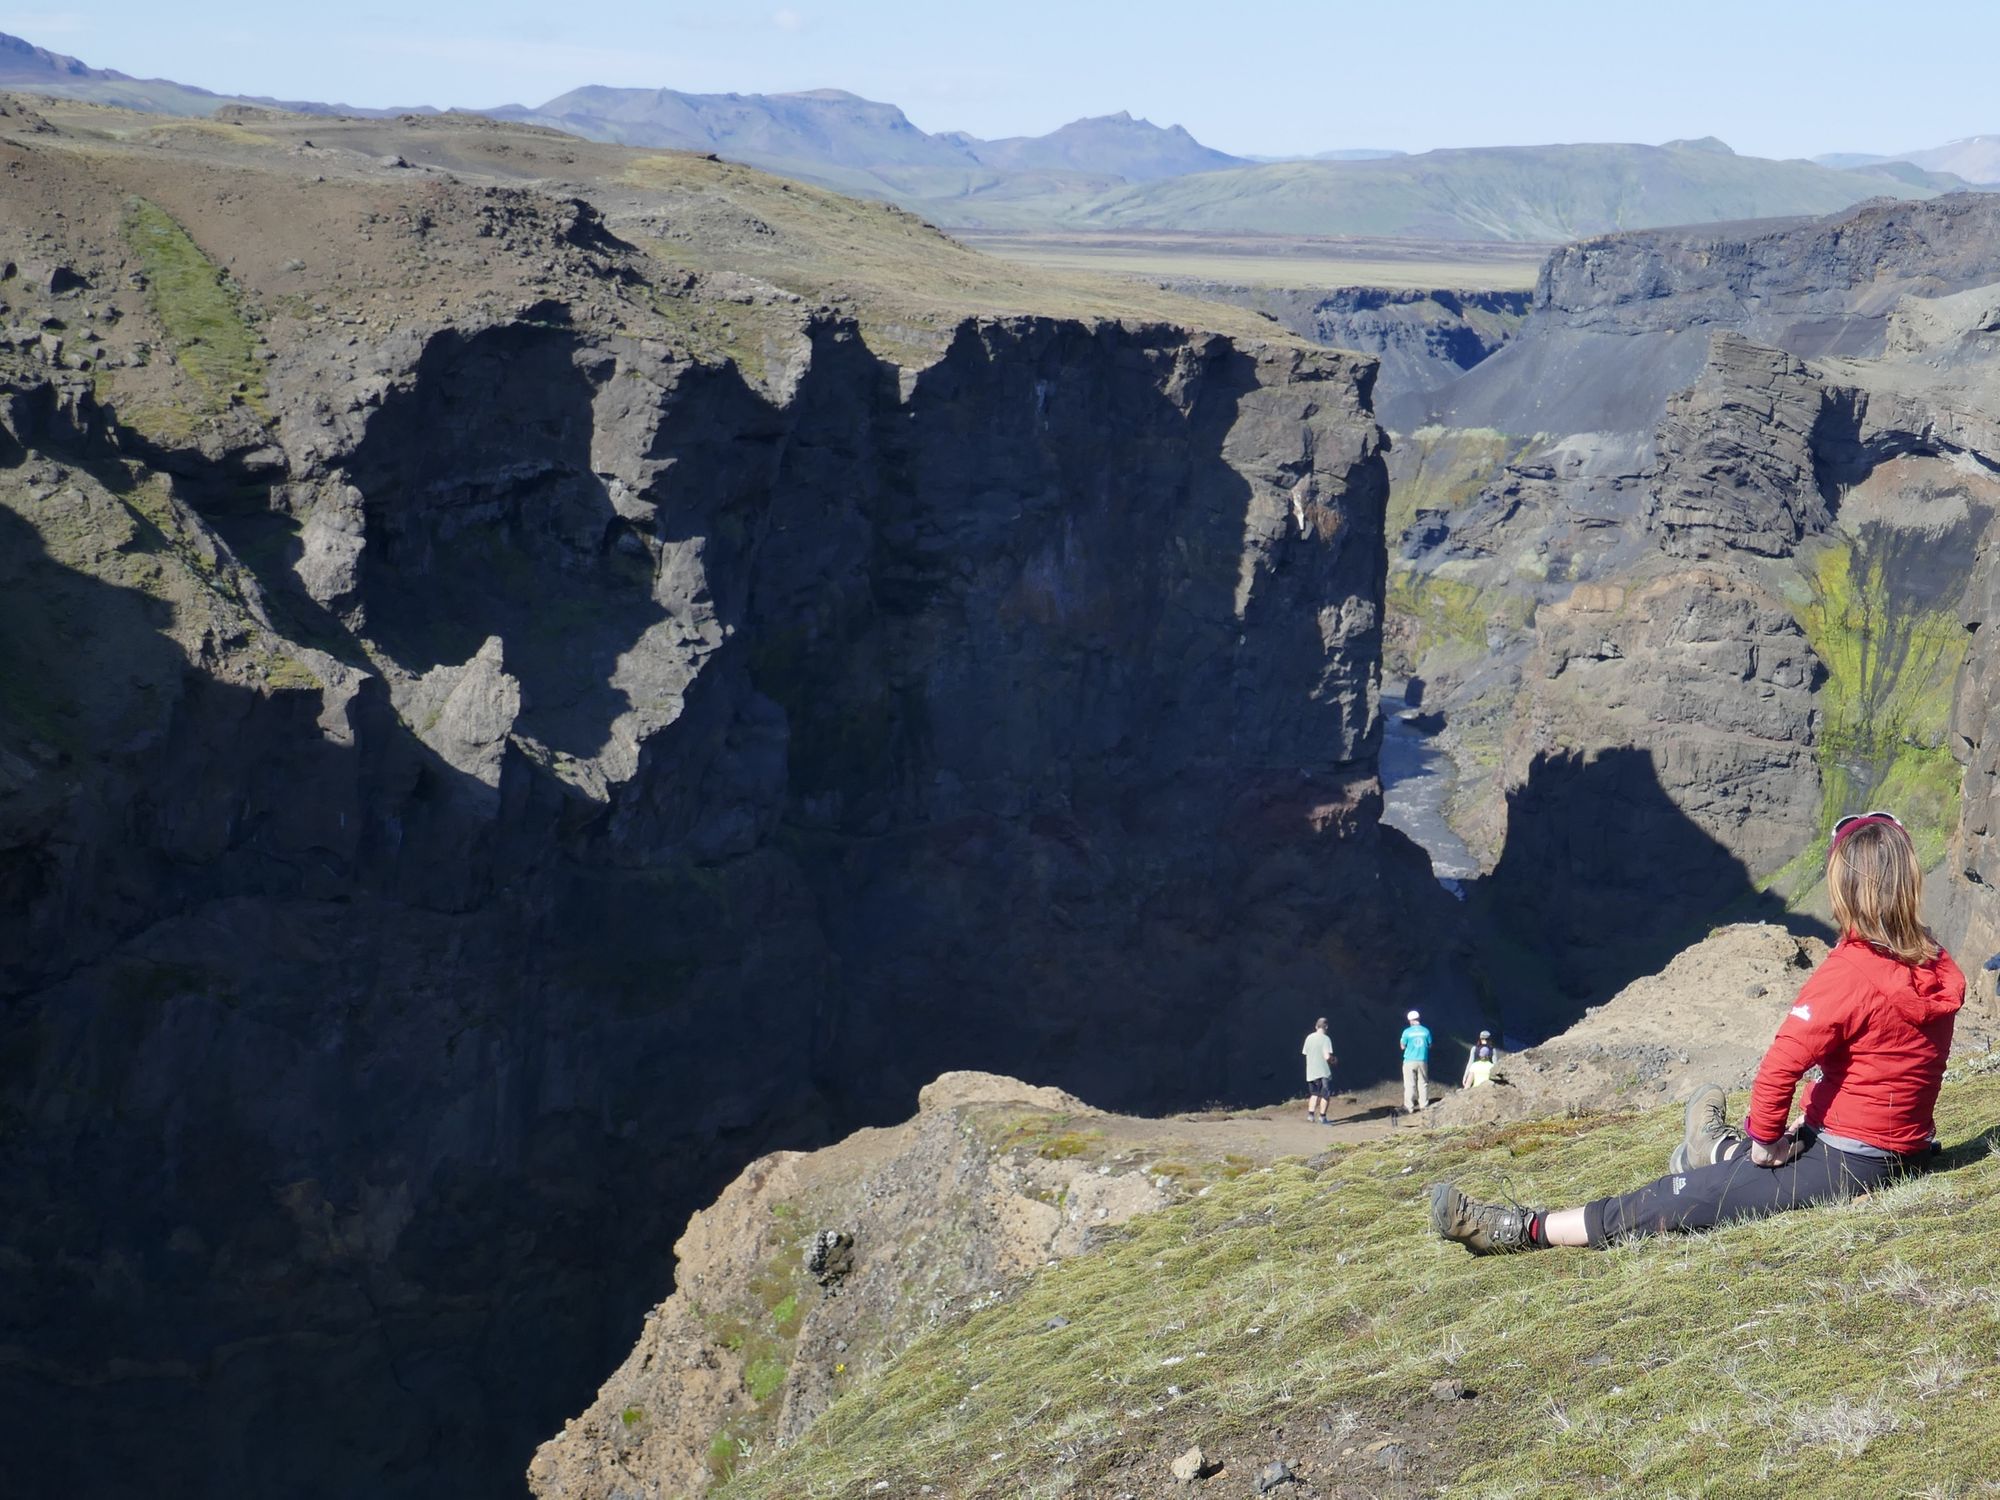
1302, 1017, 1338, 1125
1431, 812, 1964, 1254
1400, 1010, 1432, 1113
1462, 1030, 1499, 1089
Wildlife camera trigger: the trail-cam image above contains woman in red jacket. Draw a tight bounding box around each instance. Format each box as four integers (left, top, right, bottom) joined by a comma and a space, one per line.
1431, 811, 1966, 1254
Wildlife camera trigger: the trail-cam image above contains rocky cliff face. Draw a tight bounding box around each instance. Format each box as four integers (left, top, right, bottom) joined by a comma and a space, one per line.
0, 103, 1451, 1498
1176, 283, 1530, 408
1386, 195, 2000, 1005
528, 1071, 1191, 1499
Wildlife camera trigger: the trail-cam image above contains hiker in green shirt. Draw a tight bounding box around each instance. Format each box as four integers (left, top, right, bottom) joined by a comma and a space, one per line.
1302, 1017, 1337, 1125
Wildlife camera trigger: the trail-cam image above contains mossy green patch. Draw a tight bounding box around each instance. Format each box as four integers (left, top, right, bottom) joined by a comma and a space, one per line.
707, 1430, 747, 1482
259, 653, 321, 691
744, 1356, 788, 1404
1385, 425, 1525, 541
1782, 533, 1968, 895
121, 198, 267, 423
983, 1111, 1108, 1165
1384, 568, 1532, 680
632, 268, 780, 388
693, 1231, 813, 1472
724, 1071, 2000, 1498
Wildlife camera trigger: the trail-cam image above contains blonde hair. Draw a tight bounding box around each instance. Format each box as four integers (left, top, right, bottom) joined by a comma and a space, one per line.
1827, 819, 1939, 964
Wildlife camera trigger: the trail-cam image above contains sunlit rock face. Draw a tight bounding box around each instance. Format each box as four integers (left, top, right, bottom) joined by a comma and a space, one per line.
1386, 195, 2000, 1001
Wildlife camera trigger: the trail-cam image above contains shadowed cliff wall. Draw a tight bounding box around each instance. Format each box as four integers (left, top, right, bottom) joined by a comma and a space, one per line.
0, 304, 1454, 1497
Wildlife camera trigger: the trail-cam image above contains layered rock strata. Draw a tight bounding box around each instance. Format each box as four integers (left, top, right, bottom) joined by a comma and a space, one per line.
1387, 196, 2000, 1003
1175, 283, 1530, 407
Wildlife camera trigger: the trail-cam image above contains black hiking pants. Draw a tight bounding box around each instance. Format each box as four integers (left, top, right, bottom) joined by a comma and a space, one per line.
1582, 1130, 1919, 1248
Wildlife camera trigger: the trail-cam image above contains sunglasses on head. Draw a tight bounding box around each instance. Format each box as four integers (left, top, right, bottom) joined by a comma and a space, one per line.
1830, 809, 1904, 850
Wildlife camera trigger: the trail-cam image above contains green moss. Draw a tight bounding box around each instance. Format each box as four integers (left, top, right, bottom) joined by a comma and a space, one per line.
984, 1112, 1107, 1165
1384, 568, 1532, 679
691, 1233, 813, 1475
1037, 1130, 1099, 1161
633, 268, 775, 387
707, 1431, 746, 1482
105, 397, 202, 447
744, 1356, 789, 1404
261, 654, 322, 691
723, 1071, 2000, 1499
619, 1406, 644, 1429
121, 198, 267, 420
1784, 536, 1968, 892
1385, 425, 1524, 540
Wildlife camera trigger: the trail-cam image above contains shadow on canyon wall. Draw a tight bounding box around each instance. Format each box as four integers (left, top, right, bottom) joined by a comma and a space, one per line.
1, 317, 1458, 1498
1464, 745, 1834, 1040
0, 497, 818, 1500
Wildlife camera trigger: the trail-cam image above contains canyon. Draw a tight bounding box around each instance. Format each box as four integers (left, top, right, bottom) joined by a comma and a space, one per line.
0, 99, 1458, 1498
6, 83, 2000, 1500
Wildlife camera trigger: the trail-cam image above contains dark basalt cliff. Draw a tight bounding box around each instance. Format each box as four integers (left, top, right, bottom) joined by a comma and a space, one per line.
0, 106, 1452, 1497
1177, 283, 1531, 408
1389, 194, 2000, 1008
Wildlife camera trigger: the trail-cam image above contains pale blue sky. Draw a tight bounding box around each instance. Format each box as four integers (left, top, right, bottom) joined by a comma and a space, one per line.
10, 1, 1997, 159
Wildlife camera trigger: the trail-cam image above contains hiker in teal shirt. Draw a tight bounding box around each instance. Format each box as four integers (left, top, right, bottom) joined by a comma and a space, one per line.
1400, 1010, 1432, 1113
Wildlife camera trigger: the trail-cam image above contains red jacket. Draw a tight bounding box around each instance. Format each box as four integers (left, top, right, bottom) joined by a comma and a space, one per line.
1746, 934, 1964, 1154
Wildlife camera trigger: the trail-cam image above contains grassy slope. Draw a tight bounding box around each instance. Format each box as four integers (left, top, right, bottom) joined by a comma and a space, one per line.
615, 153, 1308, 363
729, 1063, 2000, 1498
4, 77, 227, 118
118, 197, 266, 432
1059, 145, 1941, 243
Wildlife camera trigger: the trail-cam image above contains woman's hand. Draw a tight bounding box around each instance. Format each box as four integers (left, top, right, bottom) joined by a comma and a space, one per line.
1749, 1133, 1798, 1168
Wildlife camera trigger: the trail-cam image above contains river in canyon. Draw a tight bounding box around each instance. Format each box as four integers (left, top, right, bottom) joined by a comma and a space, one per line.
1378, 685, 1479, 889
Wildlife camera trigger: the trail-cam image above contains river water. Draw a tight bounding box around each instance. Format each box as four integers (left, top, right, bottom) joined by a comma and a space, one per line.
1378, 686, 1480, 889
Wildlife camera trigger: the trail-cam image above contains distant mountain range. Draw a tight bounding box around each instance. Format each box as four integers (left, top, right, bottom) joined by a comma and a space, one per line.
942, 111, 1244, 180
463, 89, 1977, 238
484, 87, 1248, 204
1065, 140, 1971, 243
1817, 136, 2000, 186
0, 29, 1987, 242
0, 29, 427, 118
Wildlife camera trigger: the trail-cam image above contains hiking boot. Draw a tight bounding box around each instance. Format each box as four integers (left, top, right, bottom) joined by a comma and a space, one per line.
1670, 1082, 1738, 1173
1428, 1182, 1533, 1255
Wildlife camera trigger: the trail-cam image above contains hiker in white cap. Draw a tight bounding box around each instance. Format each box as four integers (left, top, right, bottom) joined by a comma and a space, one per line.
1399, 1010, 1432, 1113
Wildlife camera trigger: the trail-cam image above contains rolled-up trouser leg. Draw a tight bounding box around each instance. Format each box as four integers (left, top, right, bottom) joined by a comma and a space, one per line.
1582, 1136, 1902, 1247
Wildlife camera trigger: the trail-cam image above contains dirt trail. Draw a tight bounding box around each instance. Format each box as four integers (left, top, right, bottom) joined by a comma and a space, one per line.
1116, 1079, 1408, 1156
